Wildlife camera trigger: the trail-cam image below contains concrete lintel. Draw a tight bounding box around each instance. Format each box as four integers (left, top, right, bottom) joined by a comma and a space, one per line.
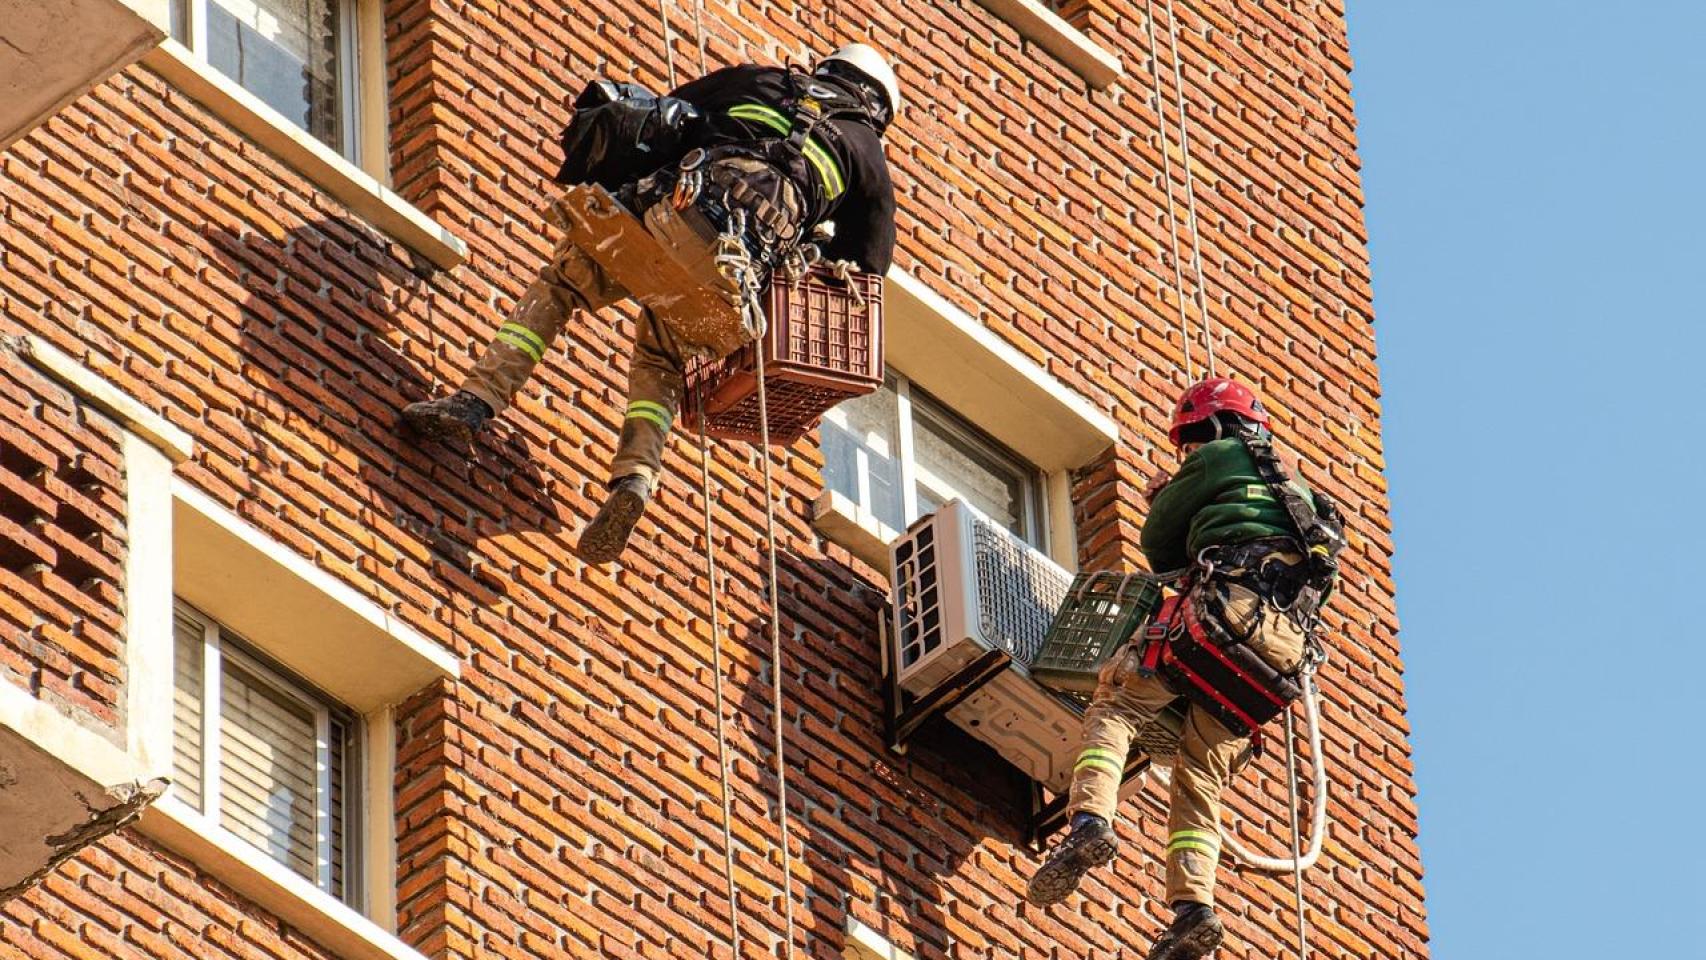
10, 334, 195, 463
884, 269, 1118, 473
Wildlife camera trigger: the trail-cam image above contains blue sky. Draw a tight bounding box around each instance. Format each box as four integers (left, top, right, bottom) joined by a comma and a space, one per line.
1346, 1, 1706, 956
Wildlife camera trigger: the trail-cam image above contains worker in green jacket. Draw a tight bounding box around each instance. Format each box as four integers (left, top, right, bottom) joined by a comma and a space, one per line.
1027, 377, 1339, 960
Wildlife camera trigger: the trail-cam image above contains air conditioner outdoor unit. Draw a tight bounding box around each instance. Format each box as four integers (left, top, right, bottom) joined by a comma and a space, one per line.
889, 499, 1143, 795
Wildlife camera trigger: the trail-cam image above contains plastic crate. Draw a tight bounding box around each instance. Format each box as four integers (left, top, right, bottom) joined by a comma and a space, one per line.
1031, 571, 1163, 695
683, 265, 884, 444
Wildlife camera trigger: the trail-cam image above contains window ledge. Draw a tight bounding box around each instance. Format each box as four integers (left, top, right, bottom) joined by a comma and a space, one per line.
139, 797, 427, 960
139, 39, 468, 271
969, 0, 1123, 89
884, 269, 1118, 473
812, 490, 900, 574
172, 480, 460, 713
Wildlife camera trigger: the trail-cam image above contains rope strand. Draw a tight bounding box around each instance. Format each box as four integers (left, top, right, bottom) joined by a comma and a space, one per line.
754, 346, 800, 960
1142, 0, 1195, 382
1162, 0, 1216, 377
656, 0, 678, 87
1284, 707, 1313, 960
696, 389, 745, 958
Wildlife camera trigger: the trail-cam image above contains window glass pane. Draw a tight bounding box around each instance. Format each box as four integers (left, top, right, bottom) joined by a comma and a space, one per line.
206, 0, 344, 151
820, 379, 905, 532
171, 607, 205, 811
220, 658, 321, 882
912, 397, 1033, 542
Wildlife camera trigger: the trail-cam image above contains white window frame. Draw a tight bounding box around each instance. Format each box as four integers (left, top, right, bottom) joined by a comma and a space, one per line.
823, 371, 1050, 550
173, 0, 363, 164
174, 599, 362, 910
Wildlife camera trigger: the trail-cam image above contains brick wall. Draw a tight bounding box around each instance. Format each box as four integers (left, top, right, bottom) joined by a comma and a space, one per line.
0, 0, 1421, 958
0, 345, 128, 738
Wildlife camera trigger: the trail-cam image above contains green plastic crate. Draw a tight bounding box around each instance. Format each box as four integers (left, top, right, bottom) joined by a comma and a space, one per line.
1031, 571, 1163, 695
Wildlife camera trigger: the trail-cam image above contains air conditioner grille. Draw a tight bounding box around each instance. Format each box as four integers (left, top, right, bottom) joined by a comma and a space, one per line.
893, 523, 942, 669
972, 517, 1068, 666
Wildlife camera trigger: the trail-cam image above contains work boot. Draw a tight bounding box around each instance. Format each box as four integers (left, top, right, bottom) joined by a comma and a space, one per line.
1026, 813, 1118, 906
577, 475, 653, 564
401, 391, 492, 443
1146, 902, 1225, 960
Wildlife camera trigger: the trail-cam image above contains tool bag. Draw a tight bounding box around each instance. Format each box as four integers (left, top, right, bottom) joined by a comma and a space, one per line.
1142, 432, 1346, 741
553, 79, 705, 189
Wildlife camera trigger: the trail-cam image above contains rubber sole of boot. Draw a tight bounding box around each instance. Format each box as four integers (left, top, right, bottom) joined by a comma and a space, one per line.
1146, 913, 1225, 960
1025, 832, 1118, 906
401, 402, 476, 445
577, 486, 647, 564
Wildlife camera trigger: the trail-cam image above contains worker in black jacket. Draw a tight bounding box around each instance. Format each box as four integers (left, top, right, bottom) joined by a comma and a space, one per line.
402, 45, 900, 563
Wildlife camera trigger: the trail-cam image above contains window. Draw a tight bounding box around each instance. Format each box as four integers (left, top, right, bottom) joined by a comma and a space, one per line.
167, 0, 357, 157
173, 599, 362, 908
822, 373, 1047, 549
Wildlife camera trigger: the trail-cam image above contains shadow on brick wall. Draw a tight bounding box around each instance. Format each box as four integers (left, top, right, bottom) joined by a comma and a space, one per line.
721, 549, 1035, 956
212, 219, 562, 603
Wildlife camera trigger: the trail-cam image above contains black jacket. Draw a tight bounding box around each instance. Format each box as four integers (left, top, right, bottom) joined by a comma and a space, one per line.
669, 65, 897, 274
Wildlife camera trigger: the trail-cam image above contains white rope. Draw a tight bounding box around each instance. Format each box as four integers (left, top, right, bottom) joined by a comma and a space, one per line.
691, 0, 708, 76
1161, 0, 1216, 377
753, 345, 800, 960
1143, 676, 1328, 876
657, 0, 678, 88
666, 4, 744, 954
1141, 0, 1195, 381
694, 389, 745, 958
1218, 677, 1328, 874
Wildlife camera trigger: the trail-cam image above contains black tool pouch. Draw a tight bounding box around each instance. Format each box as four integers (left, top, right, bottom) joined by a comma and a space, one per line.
554, 79, 705, 189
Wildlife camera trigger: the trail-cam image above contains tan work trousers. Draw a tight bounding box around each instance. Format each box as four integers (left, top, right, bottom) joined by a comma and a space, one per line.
1066, 579, 1307, 907
460, 198, 746, 489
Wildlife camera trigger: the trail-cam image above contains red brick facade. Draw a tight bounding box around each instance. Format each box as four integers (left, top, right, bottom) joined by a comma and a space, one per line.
0, 0, 1422, 958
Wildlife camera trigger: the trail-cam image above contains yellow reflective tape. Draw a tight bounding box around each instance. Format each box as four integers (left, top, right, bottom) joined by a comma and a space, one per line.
495, 330, 543, 362
1244, 484, 1276, 501
727, 103, 845, 198
801, 140, 845, 199
499, 323, 547, 352
1074, 757, 1124, 776
729, 103, 791, 134
1167, 839, 1219, 857
1077, 747, 1123, 765
627, 400, 672, 422
625, 408, 670, 430
1169, 829, 1219, 845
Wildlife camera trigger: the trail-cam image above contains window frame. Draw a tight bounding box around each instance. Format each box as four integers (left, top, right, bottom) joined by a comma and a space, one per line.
823, 371, 1050, 550
173, 598, 364, 910
173, 0, 363, 164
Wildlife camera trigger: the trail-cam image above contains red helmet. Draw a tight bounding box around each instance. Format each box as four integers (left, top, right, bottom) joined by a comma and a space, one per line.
1168, 377, 1268, 445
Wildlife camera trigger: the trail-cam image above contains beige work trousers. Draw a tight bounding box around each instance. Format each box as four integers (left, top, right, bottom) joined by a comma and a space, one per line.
1066, 580, 1307, 907
460, 198, 746, 489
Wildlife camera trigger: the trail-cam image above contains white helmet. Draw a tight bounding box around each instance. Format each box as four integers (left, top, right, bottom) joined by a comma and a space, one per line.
818, 43, 902, 116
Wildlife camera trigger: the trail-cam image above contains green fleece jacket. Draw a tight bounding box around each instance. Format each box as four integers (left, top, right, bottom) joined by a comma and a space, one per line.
1140, 436, 1319, 574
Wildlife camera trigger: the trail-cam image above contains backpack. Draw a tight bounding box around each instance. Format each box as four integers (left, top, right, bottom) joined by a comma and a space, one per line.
553, 79, 705, 189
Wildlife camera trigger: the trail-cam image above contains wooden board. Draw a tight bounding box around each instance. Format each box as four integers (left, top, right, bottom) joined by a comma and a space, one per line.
546, 185, 743, 348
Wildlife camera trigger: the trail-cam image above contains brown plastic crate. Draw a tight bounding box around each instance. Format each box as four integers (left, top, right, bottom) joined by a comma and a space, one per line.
684, 265, 884, 445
